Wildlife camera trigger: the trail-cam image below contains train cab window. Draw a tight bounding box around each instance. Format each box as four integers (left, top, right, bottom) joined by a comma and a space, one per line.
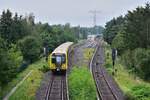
56, 56, 61, 64
52, 56, 56, 63
62, 54, 66, 63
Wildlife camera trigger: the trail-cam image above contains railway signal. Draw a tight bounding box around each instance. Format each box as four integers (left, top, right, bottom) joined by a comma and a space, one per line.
112, 48, 117, 75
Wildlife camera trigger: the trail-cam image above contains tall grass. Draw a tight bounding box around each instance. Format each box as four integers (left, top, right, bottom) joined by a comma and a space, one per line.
69, 67, 97, 100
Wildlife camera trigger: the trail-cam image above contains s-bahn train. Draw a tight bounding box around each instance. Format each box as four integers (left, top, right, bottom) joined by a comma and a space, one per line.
49, 42, 73, 73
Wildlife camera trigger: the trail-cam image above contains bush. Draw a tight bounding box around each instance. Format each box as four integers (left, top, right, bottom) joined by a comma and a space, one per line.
121, 50, 134, 69
121, 48, 150, 80
38, 64, 50, 73
131, 84, 150, 100
112, 32, 126, 55
8, 44, 23, 67
18, 35, 42, 63
133, 48, 150, 80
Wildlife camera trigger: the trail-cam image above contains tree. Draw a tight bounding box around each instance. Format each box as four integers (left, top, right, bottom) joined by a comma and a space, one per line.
0, 37, 17, 86
124, 3, 150, 49
103, 16, 125, 44
0, 9, 13, 44
18, 35, 42, 63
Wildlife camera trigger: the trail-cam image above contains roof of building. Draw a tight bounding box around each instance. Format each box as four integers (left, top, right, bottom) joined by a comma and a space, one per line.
52, 42, 73, 54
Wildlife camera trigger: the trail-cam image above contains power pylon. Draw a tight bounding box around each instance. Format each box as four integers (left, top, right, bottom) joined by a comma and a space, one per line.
89, 10, 100, 27
89, 10, 100, 34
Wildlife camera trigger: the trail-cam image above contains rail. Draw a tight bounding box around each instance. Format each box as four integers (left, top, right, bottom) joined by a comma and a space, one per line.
90, 41, 122, 100
45, 73, 68, 100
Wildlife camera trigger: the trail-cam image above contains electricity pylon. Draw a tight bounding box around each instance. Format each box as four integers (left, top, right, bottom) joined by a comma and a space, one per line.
89, 10, 100, 27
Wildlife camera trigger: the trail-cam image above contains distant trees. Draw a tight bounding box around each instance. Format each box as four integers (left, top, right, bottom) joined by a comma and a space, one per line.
103, 3, 150, 80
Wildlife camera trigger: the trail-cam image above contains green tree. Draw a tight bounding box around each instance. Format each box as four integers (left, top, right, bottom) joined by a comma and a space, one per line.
18, 35, 42, 63
0, 37, 17, 86
124, 3, 150, 49
103, 16, 125, 44
0, 9, 13, 43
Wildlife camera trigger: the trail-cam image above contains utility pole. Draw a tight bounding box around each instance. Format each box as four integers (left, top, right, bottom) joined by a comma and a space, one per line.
89, 10, 100, 34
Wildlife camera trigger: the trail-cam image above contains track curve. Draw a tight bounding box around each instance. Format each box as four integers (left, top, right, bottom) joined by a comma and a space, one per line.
90, 41, 125, 100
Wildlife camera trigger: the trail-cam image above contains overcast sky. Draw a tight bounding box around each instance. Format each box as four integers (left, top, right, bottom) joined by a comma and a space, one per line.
0, 0, 148, 27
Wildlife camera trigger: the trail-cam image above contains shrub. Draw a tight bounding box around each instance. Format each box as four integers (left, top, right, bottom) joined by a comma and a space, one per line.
133, 48, 150, 80
131, 84, 150, 100
121, 50, 134, 69
121, 48, 150, 80
38, 64, 50, 73
8, 44, 23, 67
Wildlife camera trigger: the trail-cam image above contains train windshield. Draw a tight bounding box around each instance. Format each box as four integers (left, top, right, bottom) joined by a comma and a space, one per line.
56, 56, 61, 63
52, 54, 66, 64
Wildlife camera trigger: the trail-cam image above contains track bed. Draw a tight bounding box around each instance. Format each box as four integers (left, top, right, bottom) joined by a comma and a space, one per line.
91, 42, 125, 100
36, 72, 68, 100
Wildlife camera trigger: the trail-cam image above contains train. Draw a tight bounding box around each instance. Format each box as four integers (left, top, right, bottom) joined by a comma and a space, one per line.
49, 42, 73, 73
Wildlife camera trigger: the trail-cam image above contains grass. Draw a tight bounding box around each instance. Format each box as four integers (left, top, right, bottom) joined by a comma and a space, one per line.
82, 48, 94, 67
83, 48, 94, 60
1, 58, 46, 100
104, 45, 150, 100
69, 67, 97, 100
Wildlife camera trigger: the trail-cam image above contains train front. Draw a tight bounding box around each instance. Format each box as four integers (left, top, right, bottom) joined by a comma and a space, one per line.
50, 53, 67, 72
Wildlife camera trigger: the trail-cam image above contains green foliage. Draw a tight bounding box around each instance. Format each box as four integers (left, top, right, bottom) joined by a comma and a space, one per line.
105, 3, 150, 81
18, 35, 42, 63
9, 59, 45, 100
0, 10, 31, 44
103, 16, 124, 44
8, 44, 23, 67
121, 48, 150, 80
104, 45, 150, 100
124, 3, 150, 49
38, 64, 50, 73
39, 23, 77, 52
0, 9, 13, 44
131, 84, 150, 100
112, 32, 126, 55
69, 67, 97, 100
121, 50, 134, 69
0, 37, 18, 86
133, 48, 150, 80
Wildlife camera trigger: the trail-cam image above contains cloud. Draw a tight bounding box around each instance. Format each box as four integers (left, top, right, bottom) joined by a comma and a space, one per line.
0, 0, 147, 27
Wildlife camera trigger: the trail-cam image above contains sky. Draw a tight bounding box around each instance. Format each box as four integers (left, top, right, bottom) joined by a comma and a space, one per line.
0, 0, 148, 27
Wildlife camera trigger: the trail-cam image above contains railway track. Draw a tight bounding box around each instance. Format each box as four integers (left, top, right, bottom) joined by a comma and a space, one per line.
90, 41, 124, 100
45, 73, 68, 100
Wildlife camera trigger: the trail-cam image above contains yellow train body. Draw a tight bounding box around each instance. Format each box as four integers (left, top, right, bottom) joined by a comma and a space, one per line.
49, 42, 73, 72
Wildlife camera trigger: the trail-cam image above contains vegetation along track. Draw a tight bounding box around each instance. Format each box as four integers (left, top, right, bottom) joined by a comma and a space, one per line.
91, 41, 124, 100
45, 73, 68, 100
